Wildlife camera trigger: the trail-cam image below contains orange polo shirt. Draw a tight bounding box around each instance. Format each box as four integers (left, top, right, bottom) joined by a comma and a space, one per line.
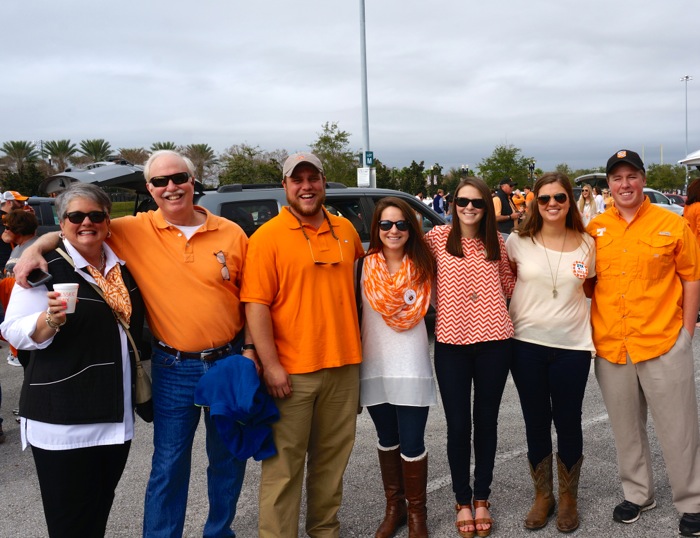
241, 207, 364, 374
587, 198, 700, 364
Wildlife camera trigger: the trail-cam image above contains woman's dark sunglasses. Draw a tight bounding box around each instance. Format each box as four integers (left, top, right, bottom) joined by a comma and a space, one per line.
149, 172, 191, 188
64, 211, 108, 224
454, 197, 486, 209
537, 193, 568, 205
378, 220, 410, 232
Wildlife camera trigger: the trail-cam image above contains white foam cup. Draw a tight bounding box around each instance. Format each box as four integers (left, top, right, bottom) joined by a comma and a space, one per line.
53, 283, 79, 314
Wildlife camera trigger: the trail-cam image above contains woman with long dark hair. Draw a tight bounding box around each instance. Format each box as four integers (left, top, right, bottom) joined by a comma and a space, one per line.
506, 173, 595, 532
360, 196, 436, 538
425, 177, 515, 538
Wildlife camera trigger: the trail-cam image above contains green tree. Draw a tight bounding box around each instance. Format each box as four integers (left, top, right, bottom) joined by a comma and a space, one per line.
79, 139, 112, 162
424, 163, 444, 197
399, 161, 426, 196
555, 163, 574, 179
150, 141, 179, 152
1, 162, 45, 196
183, 144, 218, 183
309, 122, 357, 186
118, 147, 149, 165
43, 139, 78, 172
646, 164, 687, 192
1, 140, 39, 174
476, 144, 534, 187
219, 144, 284, 185
375, 160, 398, 190
443, 167, 463, 196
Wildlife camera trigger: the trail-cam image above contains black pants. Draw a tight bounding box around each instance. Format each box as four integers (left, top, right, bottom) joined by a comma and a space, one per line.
31, 441, 131, 538
434, 339, 512, 503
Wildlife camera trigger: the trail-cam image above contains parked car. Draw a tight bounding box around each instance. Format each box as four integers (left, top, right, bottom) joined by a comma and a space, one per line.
643, 188, 684, 215
665, 193, 686, 207
193, 183, 447, 248
26, 197, 60, 235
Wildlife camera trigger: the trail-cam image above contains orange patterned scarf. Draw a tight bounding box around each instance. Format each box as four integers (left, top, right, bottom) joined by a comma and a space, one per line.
363, 251, 431, 332
86, 262, 132, 325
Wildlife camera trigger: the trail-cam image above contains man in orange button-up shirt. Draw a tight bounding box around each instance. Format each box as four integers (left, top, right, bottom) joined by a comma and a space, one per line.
587, 149, 700, 536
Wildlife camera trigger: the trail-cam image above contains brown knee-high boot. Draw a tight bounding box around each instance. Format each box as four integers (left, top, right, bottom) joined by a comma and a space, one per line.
375, 446, 407, 538
556, 454, 583, 533
402, 452, 428, 538
524, 453, 555, 530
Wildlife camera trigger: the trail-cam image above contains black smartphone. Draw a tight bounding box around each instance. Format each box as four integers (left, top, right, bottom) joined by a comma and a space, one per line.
27, 268, 52, 287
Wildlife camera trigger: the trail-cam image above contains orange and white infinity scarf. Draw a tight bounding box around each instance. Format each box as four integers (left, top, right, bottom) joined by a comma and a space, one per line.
363, 251, 431, 332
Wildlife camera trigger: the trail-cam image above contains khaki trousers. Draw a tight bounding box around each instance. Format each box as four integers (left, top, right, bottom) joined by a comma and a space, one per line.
595, 329, 700, 513
259, 364, 359, 538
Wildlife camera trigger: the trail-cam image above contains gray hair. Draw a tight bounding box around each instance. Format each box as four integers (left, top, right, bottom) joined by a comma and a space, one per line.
56, 183, 112, 219
143, 150, 195, 181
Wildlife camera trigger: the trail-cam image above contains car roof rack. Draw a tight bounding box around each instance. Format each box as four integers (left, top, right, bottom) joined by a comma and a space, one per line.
216, 182, 347, 193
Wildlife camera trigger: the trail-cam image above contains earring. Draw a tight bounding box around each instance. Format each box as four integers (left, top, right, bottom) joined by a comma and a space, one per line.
107, 230, 112, 238
58, 232, 65, 239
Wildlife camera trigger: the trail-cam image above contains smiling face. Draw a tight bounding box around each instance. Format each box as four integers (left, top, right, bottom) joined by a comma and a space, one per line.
537, 182, 569, 227
283, 162, 326, 223
455, 184, 485, 235
145, 153, 195, 221
378, 205, 409, 255
59, 197, 110, 258
581, 186, 591, 199
608, 163, 646, 215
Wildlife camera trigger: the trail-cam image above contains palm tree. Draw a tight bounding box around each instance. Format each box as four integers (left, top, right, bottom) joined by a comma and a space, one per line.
79, 139, 112, 163
150, 141, 178, 152
1, 140, 39, 174
43, 139, 78, 172
118, 147, 149, 165
184, 144, 218, 181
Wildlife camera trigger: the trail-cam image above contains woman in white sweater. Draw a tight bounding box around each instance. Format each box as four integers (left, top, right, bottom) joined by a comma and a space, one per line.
359, 196, 436, 538
506, 173, 596, 533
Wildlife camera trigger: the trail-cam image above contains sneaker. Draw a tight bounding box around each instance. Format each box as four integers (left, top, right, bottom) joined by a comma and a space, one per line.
6, 354, 21, 367
680, 512, 700, 537
613, 499, 656, 524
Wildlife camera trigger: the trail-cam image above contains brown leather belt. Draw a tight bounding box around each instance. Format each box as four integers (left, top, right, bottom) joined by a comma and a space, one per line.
155, 340, 234, 362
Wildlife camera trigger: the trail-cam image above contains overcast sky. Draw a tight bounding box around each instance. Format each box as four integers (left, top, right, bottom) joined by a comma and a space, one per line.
1, 0, 697, 174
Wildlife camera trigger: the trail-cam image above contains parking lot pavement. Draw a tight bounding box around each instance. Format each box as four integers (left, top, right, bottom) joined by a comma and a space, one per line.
1, 335, 698, 537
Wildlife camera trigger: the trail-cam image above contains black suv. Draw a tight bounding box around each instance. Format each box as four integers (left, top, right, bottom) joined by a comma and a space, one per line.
193, 183, 446, 246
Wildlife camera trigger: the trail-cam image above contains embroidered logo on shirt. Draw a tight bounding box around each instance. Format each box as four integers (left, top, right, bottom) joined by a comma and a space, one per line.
659, 231, 671, 236
596, 227, 606, 237
572, 261, 588, 279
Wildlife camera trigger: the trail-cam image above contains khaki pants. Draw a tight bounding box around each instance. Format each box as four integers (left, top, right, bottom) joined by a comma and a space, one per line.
259, 364, 359, 538
595, 329, 700, 513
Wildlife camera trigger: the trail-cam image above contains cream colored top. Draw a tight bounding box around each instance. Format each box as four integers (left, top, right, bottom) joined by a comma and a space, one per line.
506, 231, 596, 352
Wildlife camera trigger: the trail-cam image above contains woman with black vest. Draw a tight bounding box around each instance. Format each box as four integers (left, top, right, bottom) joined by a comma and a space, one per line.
0, 183, 144, 538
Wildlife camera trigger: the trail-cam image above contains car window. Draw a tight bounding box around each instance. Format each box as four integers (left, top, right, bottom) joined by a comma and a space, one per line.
219, 200, 279, 237
325, 198, 368, 242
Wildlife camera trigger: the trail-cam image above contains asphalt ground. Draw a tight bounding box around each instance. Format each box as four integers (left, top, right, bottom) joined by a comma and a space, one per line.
1, 332, 699, 538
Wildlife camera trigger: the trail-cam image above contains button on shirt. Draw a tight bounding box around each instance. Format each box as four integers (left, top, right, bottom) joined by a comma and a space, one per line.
587, 198, 700, 364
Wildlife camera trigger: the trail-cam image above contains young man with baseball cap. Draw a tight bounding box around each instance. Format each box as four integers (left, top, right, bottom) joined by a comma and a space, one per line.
587, 149, 700, 536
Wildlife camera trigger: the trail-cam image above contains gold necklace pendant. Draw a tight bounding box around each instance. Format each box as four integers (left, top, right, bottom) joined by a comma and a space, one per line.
553, 289, 558, 299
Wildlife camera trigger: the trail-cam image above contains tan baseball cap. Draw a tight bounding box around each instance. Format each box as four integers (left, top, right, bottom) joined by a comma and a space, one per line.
282, 152, 324, 179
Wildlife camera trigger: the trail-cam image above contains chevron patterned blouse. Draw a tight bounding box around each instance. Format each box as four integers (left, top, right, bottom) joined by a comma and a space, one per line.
426, 225, 515, 345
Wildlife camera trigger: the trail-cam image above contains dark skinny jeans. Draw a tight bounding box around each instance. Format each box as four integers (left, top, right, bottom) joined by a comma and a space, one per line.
510, 339, 591, 470
367, 403, 430, 459
434, 339, 512, 503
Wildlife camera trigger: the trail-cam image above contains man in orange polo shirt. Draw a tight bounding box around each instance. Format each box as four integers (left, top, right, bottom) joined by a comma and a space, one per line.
587, 149, 700, 537
242, 152, 364, 538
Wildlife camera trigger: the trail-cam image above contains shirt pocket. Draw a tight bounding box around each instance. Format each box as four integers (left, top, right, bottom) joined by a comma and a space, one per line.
637, 235, 675, 280
594, 235, 614, 277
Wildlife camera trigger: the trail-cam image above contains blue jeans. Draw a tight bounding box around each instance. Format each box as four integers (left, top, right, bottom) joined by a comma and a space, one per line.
367, 403, 430, 458
511, 340, 591, 469
143, 347, 246, 538
434, 339, 512, 503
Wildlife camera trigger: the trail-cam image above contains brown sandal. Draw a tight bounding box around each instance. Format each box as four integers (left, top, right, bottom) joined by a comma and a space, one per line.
473, 500, 494, 538
455, 503, 476, 538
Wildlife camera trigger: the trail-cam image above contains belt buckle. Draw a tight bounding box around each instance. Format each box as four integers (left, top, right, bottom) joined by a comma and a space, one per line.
200, 350, 215, 361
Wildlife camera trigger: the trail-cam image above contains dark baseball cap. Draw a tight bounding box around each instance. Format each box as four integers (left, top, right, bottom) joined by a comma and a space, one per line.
499, 178, 516, 187
606, 149, 645, 175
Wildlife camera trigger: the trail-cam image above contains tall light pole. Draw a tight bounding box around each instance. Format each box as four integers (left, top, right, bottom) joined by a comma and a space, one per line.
681, 75, 693, 192
359, 0, 373, 187
528, 159, 536, 184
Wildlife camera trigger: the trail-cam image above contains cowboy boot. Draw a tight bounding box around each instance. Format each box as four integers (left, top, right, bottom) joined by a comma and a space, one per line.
524, 453, 555, 529
375, 446, 407, 538
402, 452, 429, 538
556, 454, 583, 533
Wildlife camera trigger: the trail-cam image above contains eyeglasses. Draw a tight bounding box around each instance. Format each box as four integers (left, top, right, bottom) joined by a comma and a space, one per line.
454, 197, 487, 209
214, 251, 230, 281
149, 172, 191, 188
64, 211, 108, 224
536, 193, 568, 205
378, 220, 409, 231
287, 207, 344, 265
